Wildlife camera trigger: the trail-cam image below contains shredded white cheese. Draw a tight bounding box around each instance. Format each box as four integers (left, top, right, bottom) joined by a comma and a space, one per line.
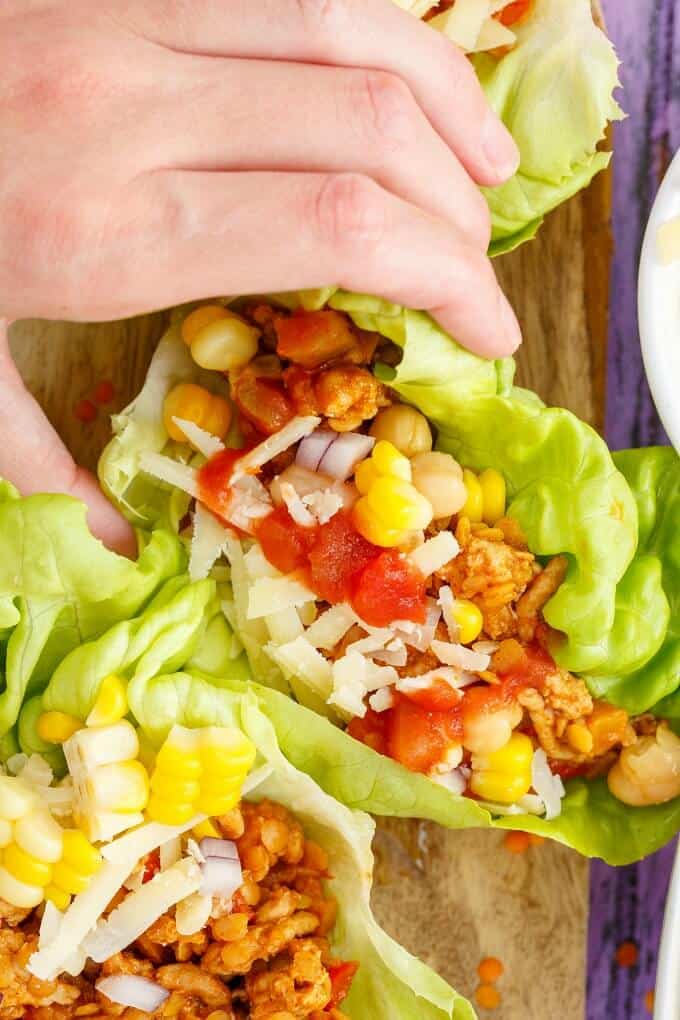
189, 503, 232, 582
279, 481, 315, 528
268, 637, 334, 698
410, 531, 459, 578
231, 416, 321, 481
265, 606, 305, 645
329, 653, 369, 718
304, 604, 357, 650
431, 640, 491, 672
247, 574, 316, 620
244, 544, 280, 580
437, 585, 459, 642
475, 15, 515, 50
429, 0, 491, 51
139, 452, 199, 499
531, 749, 566, 821
396, 667, 464, 697
171, 418, 225, 458
368, 688, 395, 713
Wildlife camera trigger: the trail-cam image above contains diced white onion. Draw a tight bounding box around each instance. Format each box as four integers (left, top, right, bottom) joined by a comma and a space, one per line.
410, 531, 459, 578
247, 574, 316, 620
96, 975, 170, 1012
304, 604, 357, 650
199, 838, 238, 860
431, 640, 491, 672
346, 629, 392, 656
139, 452, 199, 498
531, 749, 566, 821
200, 856, 242, 897
171, 418, 225, 458
296, 430, 336, 471
318, 432, 375, 481
232, 416, 321, 481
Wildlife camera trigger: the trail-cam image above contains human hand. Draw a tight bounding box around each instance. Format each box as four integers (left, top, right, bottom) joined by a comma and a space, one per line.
0, 0, 521, 553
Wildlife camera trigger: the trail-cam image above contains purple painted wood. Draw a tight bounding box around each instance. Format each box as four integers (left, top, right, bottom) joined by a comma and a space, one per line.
588, 2, 679, 1018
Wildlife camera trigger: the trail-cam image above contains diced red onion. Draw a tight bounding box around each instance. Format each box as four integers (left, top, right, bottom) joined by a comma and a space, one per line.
200, 856, 243, 897
318, 433, 375, 481
96, 975, 169, 1012
199, 838, 239, 861
296, 430, 336, 471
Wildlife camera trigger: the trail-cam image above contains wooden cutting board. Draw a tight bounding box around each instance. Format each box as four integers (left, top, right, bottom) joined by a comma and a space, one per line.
7, 142, 610, 1020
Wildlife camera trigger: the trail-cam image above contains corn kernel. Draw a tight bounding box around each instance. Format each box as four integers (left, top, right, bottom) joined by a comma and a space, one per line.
354, 459, 379, 495
163, 384, 232, 443
155, 745, 202, 781
566, 722, 594, 754
192, 819, 221, 840
470, 733, 534, 805
181, 305, 230, 346
199, 773, 247, 799
61, 830, 102, 876
51, 859, 90, 895
88, 761, 149, 814
461, 470, 484, 523
0, 820, 12, 849
190, 314, 260, 372
366, 477, 434, 531
44, 883, 71, 912
452, 599, 484, 645
86, 674, 128, 728
150, 772, 201, 803
3, 843, 52, 887
479, 469, 506, 525
199, 729, 257, 775
371, 440, 412, 481
0, 865, 44, 909
352, 497, 409, 548
146, 796, 196, 826
15, 810, 63, 863
0, 777, 38, 821
196, 792, 241, 817
37, 711, 82, 745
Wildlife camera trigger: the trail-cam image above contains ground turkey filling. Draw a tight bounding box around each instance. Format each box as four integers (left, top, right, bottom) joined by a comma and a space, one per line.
2, 801, 355, 1020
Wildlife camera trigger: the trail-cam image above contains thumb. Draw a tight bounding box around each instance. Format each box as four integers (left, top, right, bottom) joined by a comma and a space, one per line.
0, 319, 137, 558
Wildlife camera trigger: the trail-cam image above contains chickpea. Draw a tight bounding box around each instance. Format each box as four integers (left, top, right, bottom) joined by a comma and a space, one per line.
410, 451, 467, 519
463, 703, 523, 754
607, 724, 680, 806
369, 405, 432, 457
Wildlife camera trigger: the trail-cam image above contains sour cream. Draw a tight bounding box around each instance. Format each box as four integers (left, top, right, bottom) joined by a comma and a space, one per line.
638, 147, 680, 451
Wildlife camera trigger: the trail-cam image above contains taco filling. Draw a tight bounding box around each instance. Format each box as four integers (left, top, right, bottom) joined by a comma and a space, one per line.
0, 719, 357, 1019
397, 0, 533, 54
138, 302, 680, 822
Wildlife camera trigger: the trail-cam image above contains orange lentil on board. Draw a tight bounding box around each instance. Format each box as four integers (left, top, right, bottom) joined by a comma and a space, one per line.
615, 941, 639, 968
475, 984, 502, 1010
477, 957, 504, 984
503, 830, 530, 854
93, 379, 115, 404
73, 398, 97, 423
645, 989, 655, 1013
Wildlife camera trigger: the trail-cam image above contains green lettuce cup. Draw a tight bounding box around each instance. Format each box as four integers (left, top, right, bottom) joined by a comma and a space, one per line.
19, 618, 473, 1019
95, 294, 680, 865
394, 0, 623, 252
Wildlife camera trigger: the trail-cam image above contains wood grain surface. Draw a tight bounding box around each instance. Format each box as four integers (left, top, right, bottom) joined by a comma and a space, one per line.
7, 179, 604, 1020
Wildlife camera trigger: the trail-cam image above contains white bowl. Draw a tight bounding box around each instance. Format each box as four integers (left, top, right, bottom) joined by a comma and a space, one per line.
638, 147, 680, 452
655, 841, 680, 1019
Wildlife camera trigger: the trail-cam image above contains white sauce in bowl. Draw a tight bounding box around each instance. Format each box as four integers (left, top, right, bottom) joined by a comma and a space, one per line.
638, 147, 680, 452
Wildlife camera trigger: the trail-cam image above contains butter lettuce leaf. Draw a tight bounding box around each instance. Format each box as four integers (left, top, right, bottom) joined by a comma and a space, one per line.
472, 0, 623, 252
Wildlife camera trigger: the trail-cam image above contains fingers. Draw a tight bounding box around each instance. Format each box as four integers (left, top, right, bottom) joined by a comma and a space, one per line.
164, 58, 490, 245
129, 0, 519, 186
0, 321, 137, 557
93, 170, 520, 357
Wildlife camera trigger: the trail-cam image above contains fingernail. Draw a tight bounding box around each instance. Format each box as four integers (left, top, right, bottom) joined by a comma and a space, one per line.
482, 111, 520, 180
498, 292, 522, 353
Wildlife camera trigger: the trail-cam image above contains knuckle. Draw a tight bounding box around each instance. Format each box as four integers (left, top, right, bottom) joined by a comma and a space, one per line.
359, 70, 417, 147
314, 173, 386, 251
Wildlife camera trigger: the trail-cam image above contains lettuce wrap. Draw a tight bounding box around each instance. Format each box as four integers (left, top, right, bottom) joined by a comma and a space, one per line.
394, 0, 623, 252
15, 595, 473, 1020
94, 294, 680, 865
